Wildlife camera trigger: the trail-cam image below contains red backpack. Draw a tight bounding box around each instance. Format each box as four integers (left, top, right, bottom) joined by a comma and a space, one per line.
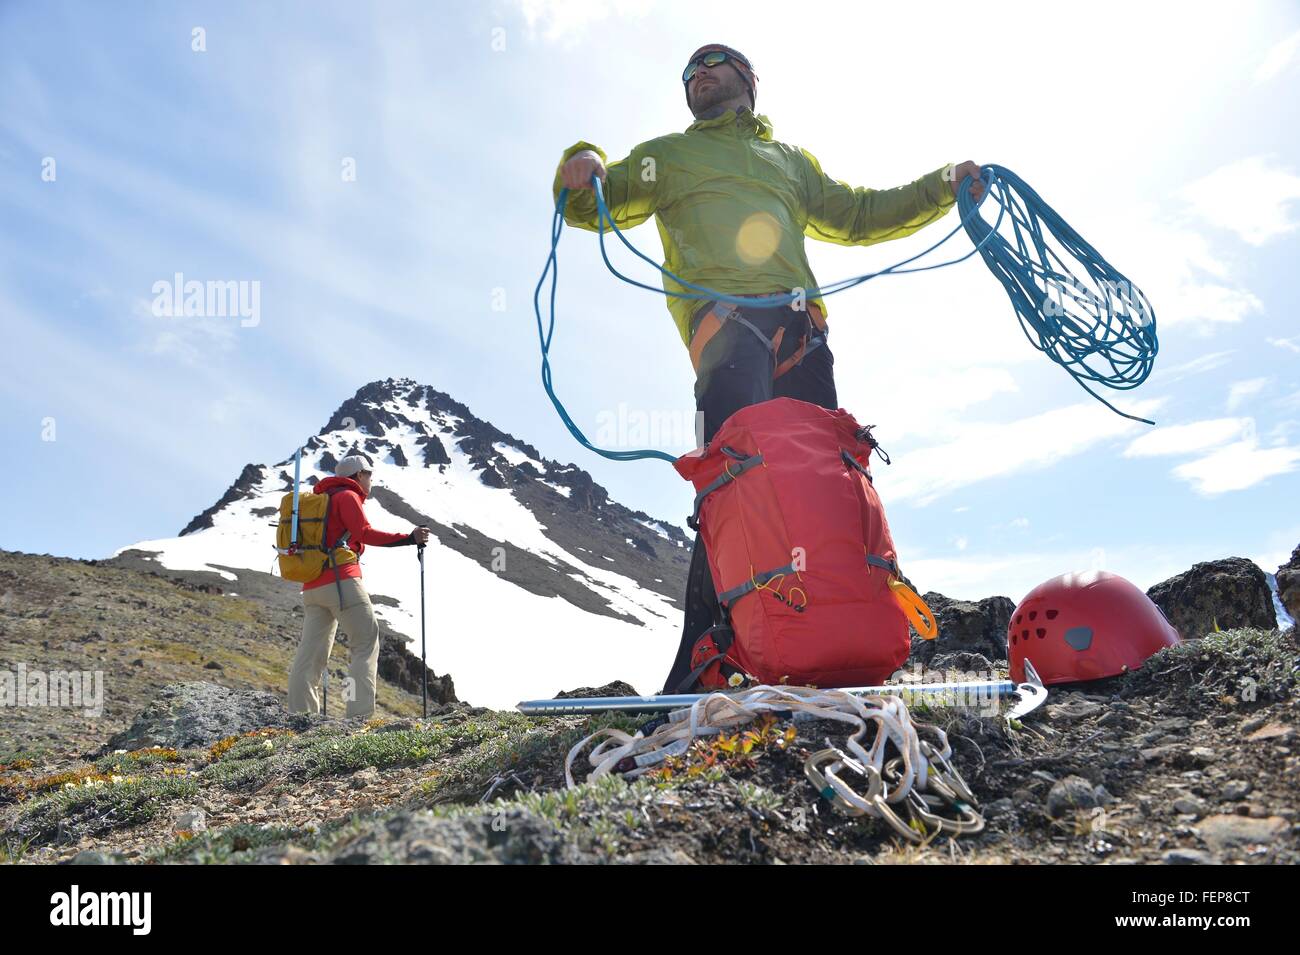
674, 398, 937, 690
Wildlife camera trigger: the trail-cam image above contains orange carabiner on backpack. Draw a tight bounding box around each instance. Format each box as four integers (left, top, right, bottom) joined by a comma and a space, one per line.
889, 578, 938, 640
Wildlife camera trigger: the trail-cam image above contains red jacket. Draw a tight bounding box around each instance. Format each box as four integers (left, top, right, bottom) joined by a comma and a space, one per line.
303, 476, 412, 591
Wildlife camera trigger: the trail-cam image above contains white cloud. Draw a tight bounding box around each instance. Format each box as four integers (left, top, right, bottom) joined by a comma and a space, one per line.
1268, 335, 1300, 354
1180, 156, 1300, 246
1164, 281, 1264, 329
1124, 417, 1252, 457
848, 364, 1021, 443
1124, 412, 1300, 493
881, 398, 1164, 506
1255, 29, 1300, 83
1251, 523, 1300, 576
130, 296, 239, 366
74, 286, 112, 307
1158, 349, 1235, 380
1266, 420, 1297, 446
1102, 213, 1262, 331
906, 542, 1210, 603
516, 0, 654, 45
1172, 438, 1300, 494
1227, 377, 1269, 411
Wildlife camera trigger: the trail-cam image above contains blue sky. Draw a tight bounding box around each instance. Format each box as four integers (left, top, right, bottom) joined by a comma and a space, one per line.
2, 0, 1298, 601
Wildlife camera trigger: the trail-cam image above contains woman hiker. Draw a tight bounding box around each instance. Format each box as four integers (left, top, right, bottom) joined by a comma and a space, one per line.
288, 452, 430, 717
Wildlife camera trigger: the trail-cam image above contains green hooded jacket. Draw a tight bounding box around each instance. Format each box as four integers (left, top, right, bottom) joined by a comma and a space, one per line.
552, 106, 957, 350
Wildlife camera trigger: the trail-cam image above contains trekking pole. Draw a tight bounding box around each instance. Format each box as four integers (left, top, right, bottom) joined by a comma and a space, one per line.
418, 538, 428, 718
322, 664, 329, 717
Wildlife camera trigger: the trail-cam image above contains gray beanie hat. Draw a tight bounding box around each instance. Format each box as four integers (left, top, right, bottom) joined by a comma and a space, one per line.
335, 452, 375, 479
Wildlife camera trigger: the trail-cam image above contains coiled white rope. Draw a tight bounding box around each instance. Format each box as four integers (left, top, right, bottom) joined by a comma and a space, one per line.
564, 685, 984, 843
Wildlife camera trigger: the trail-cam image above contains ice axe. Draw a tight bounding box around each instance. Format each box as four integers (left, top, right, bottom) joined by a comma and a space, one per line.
518, 661, 1048, 722
1005, 659, 1047, 721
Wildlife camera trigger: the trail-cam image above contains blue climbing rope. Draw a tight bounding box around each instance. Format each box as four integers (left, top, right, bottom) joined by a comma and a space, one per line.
533, 163, 1158, 463
533, 186, 679, 463
957, 167, 1158, 424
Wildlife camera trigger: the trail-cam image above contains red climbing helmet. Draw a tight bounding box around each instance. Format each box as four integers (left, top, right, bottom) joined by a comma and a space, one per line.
1008, 571, 1181, 685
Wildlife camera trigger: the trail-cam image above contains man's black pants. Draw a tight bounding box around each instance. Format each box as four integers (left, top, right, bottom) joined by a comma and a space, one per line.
660, 302, 838, 693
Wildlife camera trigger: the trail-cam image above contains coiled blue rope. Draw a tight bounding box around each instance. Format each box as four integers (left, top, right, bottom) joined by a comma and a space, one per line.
533, 163, 1157, 463
958, 166, 1157, 424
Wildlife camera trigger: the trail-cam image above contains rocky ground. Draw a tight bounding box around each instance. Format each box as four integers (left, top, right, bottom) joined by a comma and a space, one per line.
1, 548, 1297, 865
0, 550, 453, 757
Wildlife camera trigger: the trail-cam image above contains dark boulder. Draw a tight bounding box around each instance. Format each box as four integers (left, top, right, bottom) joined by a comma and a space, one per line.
909, 593, 1015, 667
1146, 558, 1275, 639
926, 650, 1000, 677
377, 639, 457, 707
555, 680, 640, 699
98, 682, 314, 755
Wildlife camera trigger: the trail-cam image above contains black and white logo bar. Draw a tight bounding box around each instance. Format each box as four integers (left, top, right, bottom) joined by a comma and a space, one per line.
49, 885, 151, 936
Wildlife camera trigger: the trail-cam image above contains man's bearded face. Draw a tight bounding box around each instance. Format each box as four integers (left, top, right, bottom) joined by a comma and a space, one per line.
688, 60, 750, 116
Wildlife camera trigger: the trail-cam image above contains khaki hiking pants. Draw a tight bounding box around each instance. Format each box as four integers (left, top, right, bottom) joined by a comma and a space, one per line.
288, 577, 380, 718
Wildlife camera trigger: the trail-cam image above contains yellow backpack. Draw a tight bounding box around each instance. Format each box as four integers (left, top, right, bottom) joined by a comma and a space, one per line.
275, 487, 358, 584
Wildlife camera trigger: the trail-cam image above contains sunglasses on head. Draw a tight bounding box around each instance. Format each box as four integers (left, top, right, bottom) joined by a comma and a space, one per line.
682, 50, 741, 83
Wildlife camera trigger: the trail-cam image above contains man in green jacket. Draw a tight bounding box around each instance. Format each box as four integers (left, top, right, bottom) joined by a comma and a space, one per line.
553, 44, 984, 692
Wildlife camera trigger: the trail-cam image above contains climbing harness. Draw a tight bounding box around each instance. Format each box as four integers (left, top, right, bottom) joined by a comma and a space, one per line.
561, 685, 987, 843
534, 163, 1160, 462
687, 298, 829, 380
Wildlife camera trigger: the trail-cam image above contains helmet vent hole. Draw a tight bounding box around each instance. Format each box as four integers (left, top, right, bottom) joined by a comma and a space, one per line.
1045, 609, 1059, 620
1021, 629, 1029, 639
1010, 634, 1017, 645
1036, 628, 1046, 638
1015, 614, 1022, 624
1028, 610, 1037, 621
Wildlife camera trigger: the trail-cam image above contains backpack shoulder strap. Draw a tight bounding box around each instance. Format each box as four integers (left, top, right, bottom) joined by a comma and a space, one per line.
319, 486, 355, 605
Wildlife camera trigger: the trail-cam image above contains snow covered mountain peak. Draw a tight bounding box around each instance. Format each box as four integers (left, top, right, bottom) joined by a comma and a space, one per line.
121, 378, 692, 706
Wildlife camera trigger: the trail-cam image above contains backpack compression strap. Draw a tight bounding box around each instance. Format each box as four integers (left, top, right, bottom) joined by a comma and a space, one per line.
717, 562, 799, 607
687, 446, 763, 530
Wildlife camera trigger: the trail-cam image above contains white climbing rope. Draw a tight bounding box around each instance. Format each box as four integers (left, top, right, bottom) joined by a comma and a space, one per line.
564, 685, 984, 843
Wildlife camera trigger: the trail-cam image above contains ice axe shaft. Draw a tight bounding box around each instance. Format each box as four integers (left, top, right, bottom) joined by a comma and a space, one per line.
518, 664, 1047, 719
